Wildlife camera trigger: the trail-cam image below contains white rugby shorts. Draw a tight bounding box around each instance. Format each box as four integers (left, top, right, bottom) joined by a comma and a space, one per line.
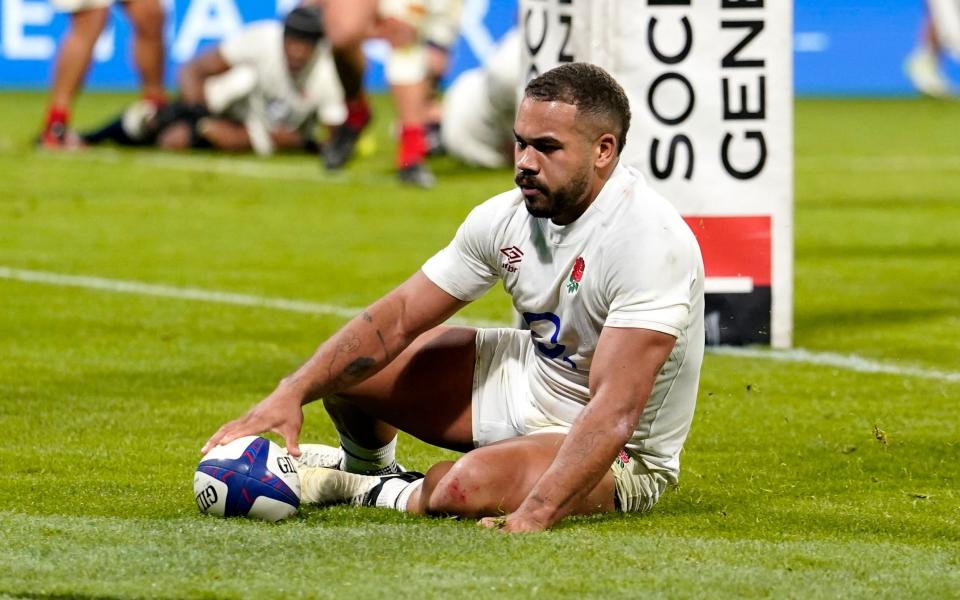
471, 327, 668, 513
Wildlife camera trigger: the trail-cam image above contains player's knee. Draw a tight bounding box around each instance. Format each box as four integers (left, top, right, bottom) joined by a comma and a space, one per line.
129, 0, 164, 37
71, 8, 110, 36
424, 454, 498, 516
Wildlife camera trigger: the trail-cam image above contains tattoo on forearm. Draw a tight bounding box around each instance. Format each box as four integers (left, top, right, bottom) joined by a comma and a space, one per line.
344, 356, 376, 377
375, 329, 390, 361
337, 333, 362, 353
327, 332, 363, 382
361, 310, 390, 361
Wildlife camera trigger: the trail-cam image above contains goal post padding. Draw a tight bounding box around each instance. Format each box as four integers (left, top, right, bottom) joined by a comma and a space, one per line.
519, 0, 794, 347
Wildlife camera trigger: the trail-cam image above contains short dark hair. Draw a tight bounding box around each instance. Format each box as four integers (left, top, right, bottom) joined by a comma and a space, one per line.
284, 6, 325, 43
524, 63, 631, 155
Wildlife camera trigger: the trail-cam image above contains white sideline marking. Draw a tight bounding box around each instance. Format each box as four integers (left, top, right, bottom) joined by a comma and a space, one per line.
796, 155, 960, 173
0, 266, 504, 329
2, 266, 958, 383
710, 346, 960, 383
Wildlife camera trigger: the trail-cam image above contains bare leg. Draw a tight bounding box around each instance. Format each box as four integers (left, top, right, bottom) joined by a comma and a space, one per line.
408, 433, 617, 518
321, 0, 377, 101
48, 8, 110, 113
307, 328, 616, 520
124, 0, 166, 102
323, 325, 477, 452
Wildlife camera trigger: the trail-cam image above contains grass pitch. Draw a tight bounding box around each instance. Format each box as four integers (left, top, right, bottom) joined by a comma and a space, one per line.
0, 94, 958, 598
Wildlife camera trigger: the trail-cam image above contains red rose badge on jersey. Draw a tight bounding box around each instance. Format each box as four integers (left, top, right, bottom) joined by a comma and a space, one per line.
567, 257, 585, 293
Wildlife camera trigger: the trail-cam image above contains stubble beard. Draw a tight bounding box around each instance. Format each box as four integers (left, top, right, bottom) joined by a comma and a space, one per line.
520, 165, 592, 221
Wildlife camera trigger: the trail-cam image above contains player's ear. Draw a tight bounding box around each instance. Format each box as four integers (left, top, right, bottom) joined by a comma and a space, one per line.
594, 132, 618, 169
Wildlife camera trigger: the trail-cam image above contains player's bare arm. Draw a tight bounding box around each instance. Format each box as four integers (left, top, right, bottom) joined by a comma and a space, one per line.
178, 49, 231, 106
482, 326, 676, 532
201, 271, 467, 455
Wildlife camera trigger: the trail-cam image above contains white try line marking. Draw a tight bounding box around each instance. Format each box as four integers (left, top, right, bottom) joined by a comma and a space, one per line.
41, 148, 398, 186
0, 266, 504, 329
2, 266, 958, 383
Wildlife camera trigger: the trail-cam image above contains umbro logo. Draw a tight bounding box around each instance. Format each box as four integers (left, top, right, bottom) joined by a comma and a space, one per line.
499, 246, 524, 273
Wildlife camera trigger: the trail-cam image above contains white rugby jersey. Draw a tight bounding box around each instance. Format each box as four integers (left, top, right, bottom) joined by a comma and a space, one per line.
216, 22, 345, 138
422, 164, 705, 479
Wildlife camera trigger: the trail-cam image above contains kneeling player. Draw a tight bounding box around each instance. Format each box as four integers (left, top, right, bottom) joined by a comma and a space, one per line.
83, 6, 345, 156
202, 64, 704, 532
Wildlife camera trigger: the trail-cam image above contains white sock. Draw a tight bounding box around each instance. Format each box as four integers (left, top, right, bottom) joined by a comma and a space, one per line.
338, 434, 398, 474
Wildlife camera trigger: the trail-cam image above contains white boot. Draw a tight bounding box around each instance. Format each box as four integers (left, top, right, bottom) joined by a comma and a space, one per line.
905, 48, 953, 97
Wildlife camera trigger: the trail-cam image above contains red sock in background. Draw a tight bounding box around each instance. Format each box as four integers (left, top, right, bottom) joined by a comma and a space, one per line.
345, 96, 371, 131
142, 91, 167, 108
45, 106, 69, 130
397, 124, 427, 169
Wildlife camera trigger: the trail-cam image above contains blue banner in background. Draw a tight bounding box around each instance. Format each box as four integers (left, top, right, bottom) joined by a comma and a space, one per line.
0, 0, 950, 96
0, 0, 517, 91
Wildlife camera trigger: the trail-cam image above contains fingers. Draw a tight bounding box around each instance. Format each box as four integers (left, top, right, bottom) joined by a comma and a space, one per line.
276, 423, 302, 458
478, 515, 548, 533
478, 516, 507, 530
201, 391, 303, 455
200, 422, 233, 455
200, 417, 255, 455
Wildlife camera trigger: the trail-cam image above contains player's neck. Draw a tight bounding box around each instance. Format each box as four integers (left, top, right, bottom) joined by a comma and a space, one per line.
550, 159, 619, 226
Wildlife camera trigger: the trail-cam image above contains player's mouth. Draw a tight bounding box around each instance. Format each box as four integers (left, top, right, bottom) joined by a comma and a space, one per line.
516, 176, 546, 198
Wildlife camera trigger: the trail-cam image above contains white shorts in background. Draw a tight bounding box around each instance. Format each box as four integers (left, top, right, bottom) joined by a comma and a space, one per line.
471, 327, 669, 513
929, 0, 960, 58
52, 0, 123, 12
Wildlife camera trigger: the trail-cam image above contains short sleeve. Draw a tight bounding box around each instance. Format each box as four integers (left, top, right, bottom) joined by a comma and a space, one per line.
220, 22, 274, 66
602, 229, 699, 337
421, 201, 502, 301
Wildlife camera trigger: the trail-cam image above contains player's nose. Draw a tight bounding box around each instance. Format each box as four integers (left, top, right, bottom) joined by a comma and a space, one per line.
514, 146, 538, 173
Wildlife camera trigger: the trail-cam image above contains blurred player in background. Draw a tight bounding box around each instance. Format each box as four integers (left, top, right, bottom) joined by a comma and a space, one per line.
306, 0, 462, 187
202, 64, 705, 532
83, 6, 344, 156
440, 29, 519, 168
39, 0, 166, 148
906, 0, 960, 96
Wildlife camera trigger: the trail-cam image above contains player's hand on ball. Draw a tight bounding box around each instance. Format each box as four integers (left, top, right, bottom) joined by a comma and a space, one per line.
201, 386, 305, 457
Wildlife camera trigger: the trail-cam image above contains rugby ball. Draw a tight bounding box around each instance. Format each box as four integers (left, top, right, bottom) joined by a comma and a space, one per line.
194, 436, 300, 522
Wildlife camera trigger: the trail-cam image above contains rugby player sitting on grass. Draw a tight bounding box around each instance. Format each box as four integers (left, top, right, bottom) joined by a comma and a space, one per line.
83, 6, 345, 156
202, 63, 705, 532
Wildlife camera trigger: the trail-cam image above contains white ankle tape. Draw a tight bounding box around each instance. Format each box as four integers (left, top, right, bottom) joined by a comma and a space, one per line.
374, 477, 423, 511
